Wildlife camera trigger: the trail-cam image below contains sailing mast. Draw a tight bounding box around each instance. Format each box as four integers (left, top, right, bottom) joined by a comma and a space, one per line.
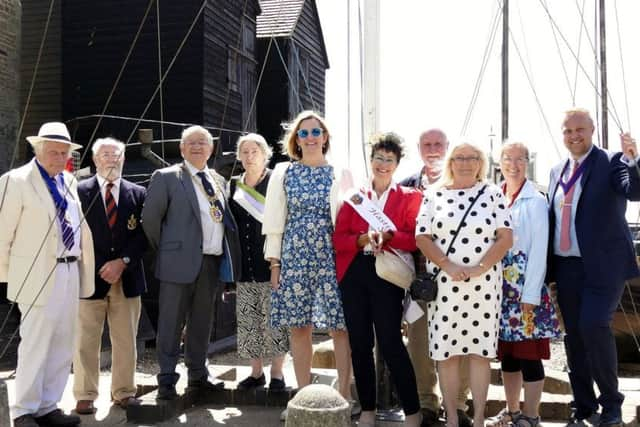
598, 0, 608, 148
501, 0, 509, 143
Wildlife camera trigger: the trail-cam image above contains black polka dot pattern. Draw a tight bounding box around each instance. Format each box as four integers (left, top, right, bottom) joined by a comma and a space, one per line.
416, 183, 509, 361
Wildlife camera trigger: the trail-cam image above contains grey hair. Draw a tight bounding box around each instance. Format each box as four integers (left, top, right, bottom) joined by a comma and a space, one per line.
235, 133, 272, 162
181, 125, 214, 146
500, 141, 530, 160
92, 137, 125, 156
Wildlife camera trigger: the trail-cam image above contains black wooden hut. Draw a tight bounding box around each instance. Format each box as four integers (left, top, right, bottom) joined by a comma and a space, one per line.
255, 0, 329, 160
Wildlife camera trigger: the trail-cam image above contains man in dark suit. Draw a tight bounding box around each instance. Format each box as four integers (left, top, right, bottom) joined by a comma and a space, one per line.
73, 137, 147, 414
548, 109, 640, 427
142, 125, 240, 400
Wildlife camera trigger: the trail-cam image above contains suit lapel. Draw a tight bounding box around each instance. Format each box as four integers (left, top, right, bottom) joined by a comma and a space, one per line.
180, 163, 202, 225
28, 160, 56, 221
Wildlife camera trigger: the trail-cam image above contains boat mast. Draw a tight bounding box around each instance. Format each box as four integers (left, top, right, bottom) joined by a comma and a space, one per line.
501, 0, 509, 143
598, 0, 608, 149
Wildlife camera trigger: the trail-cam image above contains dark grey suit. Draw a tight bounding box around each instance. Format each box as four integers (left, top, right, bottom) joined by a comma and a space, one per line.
142, 162, 240, 385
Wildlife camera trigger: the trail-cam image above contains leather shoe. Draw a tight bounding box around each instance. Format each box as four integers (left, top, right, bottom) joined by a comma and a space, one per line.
187, 378, 224, 392
237, 374, 266, 390
13, 414, 39, 427
157, 383, 178, 400
34, 409, 81, 426
114, 396, 141, 408
75, 400, 96, 415
457, 409, 473, 427
422, 408, 444, 427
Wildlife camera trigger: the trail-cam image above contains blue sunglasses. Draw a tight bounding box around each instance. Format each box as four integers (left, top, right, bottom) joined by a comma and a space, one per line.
297, 127, 324, 139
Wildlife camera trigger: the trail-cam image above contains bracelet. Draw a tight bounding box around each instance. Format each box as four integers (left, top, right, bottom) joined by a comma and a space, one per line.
479, 262, 485, 269
269, 263, 281, 270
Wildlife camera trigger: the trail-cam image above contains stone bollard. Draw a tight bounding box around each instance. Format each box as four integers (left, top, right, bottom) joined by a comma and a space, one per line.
285, 384, 350, 427
0, 380, 10, 427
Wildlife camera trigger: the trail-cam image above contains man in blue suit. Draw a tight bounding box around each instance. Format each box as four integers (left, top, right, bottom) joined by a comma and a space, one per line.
548, 109, 640, 427
73, 137, 147, 414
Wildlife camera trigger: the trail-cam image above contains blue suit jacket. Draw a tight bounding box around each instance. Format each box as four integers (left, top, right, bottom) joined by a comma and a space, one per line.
548, 146, 640, 286
78, 176, 147, 299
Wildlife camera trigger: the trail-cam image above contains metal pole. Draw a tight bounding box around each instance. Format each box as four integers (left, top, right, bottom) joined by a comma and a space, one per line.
501, 0, 509, 143
599, 0, 608, 149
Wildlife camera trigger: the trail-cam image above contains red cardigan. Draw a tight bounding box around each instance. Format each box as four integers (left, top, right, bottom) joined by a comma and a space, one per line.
333, 184, 422, 283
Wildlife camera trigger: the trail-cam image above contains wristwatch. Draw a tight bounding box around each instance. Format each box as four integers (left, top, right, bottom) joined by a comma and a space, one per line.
122, 256, 131, 266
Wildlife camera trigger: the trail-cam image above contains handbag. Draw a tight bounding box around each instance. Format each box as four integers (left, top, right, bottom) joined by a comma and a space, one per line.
410, 184, 487, 302
375, 250, 415, 289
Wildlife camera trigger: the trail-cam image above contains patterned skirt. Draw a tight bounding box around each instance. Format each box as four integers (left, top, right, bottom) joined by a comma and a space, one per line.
236, 281, 289, 359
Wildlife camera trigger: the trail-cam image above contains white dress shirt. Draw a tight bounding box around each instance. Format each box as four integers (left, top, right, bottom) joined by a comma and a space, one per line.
184, 161, 224, 255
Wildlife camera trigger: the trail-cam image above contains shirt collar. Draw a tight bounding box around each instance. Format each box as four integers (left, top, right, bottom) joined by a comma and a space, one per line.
366, 180, 398, 196
184, 160, 210, 177
96, 174, 121, 189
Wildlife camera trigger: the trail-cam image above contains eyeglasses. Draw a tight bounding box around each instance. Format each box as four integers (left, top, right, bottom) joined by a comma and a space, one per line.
501, 156, 528, 164
297, 127, 324, 139
372, 155, 397, 164
451, 156, 480, 164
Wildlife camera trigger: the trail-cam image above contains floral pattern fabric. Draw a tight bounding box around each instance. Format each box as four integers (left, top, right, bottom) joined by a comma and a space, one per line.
270, 163, 346, 330
500, 250, 561, 341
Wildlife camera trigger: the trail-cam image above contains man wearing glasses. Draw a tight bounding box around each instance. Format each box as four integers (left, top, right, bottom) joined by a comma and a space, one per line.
142, 126, 241, 400
401, 129, 472, 427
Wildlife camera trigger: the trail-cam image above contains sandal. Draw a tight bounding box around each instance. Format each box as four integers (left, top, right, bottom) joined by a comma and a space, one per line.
513, 414, 541, 427
486, 409, 522, 427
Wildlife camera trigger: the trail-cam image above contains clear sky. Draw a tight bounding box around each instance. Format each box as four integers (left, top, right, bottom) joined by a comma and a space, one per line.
316, 0, 640, 190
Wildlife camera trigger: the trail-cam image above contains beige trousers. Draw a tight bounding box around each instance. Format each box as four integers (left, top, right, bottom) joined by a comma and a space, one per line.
73, 281, 141, 401
407, 300, 470, 412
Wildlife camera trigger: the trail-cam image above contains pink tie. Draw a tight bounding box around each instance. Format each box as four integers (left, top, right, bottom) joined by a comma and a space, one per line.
559, 161, 578, 251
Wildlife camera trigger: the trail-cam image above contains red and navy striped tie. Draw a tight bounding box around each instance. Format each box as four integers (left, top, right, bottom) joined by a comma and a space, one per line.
105, 182, 117, 229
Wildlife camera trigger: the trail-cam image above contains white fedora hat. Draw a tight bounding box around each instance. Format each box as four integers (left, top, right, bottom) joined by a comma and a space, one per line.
26, 122, 83, 151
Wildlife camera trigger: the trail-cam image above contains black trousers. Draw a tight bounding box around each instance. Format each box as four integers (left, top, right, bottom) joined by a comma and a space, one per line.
553, 256, 625, 420
340, 253, 420, 415
157, 254, 222, 385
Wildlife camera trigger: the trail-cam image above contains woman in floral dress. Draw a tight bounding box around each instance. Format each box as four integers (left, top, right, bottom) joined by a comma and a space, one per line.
487, 142, 560, 427
263, 111, 352, 402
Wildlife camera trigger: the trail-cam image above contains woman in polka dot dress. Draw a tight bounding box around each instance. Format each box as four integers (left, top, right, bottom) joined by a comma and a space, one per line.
416, 142, 513, 427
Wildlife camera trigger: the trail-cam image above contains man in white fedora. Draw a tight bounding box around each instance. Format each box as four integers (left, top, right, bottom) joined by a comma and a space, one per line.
0, 122, 95, 427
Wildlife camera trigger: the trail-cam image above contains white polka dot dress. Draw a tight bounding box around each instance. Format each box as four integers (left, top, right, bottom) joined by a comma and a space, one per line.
415, 182, 512, 361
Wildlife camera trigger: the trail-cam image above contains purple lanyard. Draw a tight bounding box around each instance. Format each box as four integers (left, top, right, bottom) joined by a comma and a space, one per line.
558, 159, 586, 194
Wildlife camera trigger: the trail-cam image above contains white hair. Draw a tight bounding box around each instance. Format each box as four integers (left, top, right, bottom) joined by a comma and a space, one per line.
181, 125, 213, 146
92, 137, 125, 156
235, 133, 273, 161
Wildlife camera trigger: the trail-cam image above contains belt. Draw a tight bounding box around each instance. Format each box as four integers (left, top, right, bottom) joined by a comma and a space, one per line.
56, 256, 78, 263
362, 250, 375, 256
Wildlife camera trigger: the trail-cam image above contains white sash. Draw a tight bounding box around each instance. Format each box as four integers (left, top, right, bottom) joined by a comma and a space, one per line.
343, 189, 414, 272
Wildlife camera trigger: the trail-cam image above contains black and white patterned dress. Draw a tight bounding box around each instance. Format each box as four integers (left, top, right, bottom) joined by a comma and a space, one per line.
416, 182, 511, 361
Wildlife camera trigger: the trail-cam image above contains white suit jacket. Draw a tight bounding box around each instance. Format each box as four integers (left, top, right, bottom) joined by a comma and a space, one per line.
0, 159, 95, 306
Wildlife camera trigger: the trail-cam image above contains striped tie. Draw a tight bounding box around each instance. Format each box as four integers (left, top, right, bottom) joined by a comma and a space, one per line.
105, 182, 117, 229
59, 208, 74, 250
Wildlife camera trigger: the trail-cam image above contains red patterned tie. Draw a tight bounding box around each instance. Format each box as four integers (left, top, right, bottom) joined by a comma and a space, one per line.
105, 182, 117, 229
559, 161, 578, 251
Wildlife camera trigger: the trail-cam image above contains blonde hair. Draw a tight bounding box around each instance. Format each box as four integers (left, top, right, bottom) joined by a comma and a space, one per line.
235, 133, 272, 163
500, 141, 529, 160
562, 108, 594, 129
437, 142, 488, 188
282, 110, 330, 160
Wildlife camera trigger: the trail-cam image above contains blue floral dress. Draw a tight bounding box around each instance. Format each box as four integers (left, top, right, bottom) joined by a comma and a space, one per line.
270, 163, 346, 330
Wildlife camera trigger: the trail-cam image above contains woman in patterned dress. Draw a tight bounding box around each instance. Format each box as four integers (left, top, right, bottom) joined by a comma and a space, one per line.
487, 142, 560, 427
416, 142, 513, 427
228, 133, 289, 391
263, 111, 352, 401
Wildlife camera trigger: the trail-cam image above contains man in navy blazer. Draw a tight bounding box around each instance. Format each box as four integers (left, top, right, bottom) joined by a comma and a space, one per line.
548, 109, 640, 427
73, 137, 147, 414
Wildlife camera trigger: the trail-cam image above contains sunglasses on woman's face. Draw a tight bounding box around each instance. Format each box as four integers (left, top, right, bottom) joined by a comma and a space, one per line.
297, 127, 324, 139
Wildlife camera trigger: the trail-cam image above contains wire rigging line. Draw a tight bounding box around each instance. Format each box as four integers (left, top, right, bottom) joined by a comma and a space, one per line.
0, 0, 57, 215
460, 3, 501, 137
273, 40, 303, 113
356, 0, 369, 177
541, 0, 574, 103
571, 0, 587, 105
156, 0, 166, 159
613, 0, 631, 133
536, 0, 624, 133
67, 114, 246, 135
292, 41, 319, 111
125, 0, 209, 145
80, 0, 156, 166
